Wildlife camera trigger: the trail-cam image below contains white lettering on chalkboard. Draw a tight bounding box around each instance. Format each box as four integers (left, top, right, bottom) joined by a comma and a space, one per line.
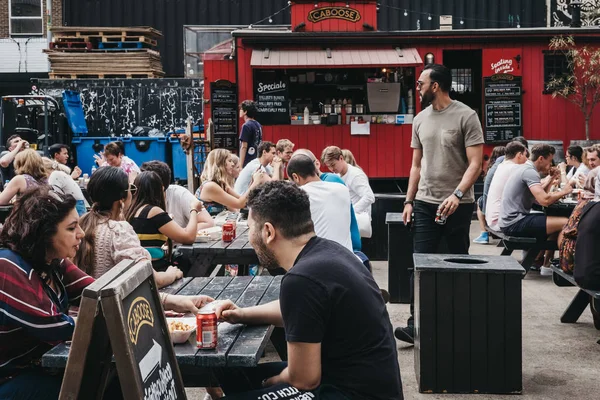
257, 81, 287, 94
143, 362, 178, 400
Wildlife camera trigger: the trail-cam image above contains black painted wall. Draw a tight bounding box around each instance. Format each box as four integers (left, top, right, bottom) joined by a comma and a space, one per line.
63, 0, 548, 77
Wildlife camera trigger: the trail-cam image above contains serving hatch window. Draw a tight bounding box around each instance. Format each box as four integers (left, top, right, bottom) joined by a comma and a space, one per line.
543, 51, 572, 94
451, 68, 472, 94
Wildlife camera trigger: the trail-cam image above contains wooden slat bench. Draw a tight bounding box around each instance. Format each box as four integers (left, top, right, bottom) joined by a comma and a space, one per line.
550, 265, 600, 324
487, 228, 558, 274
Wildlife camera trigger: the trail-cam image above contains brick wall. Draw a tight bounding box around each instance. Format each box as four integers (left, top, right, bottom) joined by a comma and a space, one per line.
0, 0, 62, 39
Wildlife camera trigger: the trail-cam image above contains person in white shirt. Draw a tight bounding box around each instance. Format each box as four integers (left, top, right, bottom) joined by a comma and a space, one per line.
321, 146, 375, 237
234, 141, 276, 195
287, 154, 353, 252
485, 141, 529, 231
140, 161, 214, 231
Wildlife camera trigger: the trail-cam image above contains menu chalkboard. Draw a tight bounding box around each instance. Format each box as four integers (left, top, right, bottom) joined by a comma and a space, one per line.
484, 76, 523, 143
101, 261, 186, 400
254, 73, 290, 125
211, 80, 238, 149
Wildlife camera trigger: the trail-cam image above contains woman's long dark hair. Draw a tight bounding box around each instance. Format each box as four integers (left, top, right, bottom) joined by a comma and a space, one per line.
124, 171, 171, 258
125, 171, 166, 221
73, 166, 129, 274
0, 186, 76, 271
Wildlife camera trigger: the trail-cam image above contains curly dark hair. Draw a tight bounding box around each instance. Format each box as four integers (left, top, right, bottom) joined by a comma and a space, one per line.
247, 181, 314, 239
0, 186, 77, 270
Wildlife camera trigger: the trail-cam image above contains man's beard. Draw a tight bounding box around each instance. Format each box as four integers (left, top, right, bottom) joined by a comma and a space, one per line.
251, 231, 280, 270
420, 89, 434, 109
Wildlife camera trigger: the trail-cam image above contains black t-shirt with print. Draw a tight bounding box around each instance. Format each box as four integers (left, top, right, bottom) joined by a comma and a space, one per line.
239, 119, 262, 166
280, 236, 403, 399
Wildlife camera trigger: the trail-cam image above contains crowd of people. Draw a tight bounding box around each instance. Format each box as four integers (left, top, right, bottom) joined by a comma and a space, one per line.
1, 63, 600, 399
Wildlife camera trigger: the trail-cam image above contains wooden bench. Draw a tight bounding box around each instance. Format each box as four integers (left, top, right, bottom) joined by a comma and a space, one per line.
487, 228, 558, 274
550, 265, 600, 324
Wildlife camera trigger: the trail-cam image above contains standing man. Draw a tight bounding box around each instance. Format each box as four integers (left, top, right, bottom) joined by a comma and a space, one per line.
0, 135, 28, 184
395, 64, 484, 344
48, 143, 82, 179
238, 100, 262, 168
287, 154, 353, 252
213, 181, 403, 399
234, 141, 276, 195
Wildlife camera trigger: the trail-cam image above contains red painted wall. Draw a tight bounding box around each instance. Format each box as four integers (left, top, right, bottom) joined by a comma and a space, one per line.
291, 1, 377, 32
232, 36, 600, 178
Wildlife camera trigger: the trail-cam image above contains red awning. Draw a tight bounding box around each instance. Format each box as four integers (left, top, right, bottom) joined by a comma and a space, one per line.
250, 47, 422, 68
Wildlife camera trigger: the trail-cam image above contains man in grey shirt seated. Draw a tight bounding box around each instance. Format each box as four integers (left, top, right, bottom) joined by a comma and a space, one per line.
499, 144, 572, 275
234, 141, 276, 195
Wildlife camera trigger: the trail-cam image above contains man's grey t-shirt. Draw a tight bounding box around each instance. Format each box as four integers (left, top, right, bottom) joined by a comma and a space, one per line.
411, 100, 484, 204
498, 163, 541, 229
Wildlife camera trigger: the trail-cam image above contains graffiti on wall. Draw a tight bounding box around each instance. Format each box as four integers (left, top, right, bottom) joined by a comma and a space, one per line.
36, 79, 203, 136
552, 0, 600, 27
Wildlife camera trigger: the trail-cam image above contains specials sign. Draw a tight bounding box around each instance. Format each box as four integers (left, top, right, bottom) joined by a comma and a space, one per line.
308, 6, 362, 23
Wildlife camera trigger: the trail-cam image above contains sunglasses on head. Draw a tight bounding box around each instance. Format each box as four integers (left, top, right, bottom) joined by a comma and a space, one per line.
129, 184, 137, 195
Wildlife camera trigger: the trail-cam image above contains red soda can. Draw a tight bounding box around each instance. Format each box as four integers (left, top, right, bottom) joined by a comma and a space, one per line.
196, 311, 218, 349
222, 222, 234, 242
435, 207, 447, 225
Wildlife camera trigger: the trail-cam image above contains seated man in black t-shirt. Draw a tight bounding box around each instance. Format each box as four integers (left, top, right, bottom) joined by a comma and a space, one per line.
214, 181, 403, 400
0, 134, 28, 186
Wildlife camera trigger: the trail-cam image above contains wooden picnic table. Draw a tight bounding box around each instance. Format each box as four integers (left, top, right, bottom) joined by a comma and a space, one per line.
177, 226, 259, 277
42, 275, 282, 384
533, 200, 577, 217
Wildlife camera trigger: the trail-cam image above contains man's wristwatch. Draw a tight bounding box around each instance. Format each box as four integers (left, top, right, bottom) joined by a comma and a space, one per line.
453, 189, 464, 200
404, 200, 414, 206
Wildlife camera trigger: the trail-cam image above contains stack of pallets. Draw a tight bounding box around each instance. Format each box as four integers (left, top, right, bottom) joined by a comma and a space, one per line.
45, 27, 164, 79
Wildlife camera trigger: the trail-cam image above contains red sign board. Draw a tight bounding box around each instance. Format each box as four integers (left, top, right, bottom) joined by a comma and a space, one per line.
483, 49, 522, 77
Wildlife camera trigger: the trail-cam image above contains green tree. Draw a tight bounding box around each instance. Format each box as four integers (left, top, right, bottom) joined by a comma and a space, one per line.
547, 36, 600, 141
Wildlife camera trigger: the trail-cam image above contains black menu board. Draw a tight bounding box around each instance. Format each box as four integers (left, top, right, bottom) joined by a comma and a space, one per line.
211, 80, 238, 149
254, 71, 290, 125
484, 75, 523, 143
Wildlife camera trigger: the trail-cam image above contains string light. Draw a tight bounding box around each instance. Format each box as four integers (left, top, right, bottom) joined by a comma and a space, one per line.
346, 2, 350, 7
250, 2, 292, 26
314, 2, 318, 7
269, 17, 273, 23
428, 14, 432, 21
460, 18, 464, 25
404, 9, 408, 17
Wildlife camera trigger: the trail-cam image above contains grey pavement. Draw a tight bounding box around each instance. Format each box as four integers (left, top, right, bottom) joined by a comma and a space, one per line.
188, 221, 600, 399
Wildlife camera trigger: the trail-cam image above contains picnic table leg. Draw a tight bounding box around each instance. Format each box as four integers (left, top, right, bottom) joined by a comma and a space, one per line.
560, 290, 590, 323
270, 327, 288, 361
188, 254, 216, 277
500, 246, 513, 256
520, 248, 539, 273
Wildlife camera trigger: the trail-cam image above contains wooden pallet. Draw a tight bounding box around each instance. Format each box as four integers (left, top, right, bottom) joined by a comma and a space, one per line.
98, 41, 148, 50
49, 71, 164, 79
50, 41, 93, 50
44, 48, 161, 56
51, 26, 162, 39
101, 36, 157, 46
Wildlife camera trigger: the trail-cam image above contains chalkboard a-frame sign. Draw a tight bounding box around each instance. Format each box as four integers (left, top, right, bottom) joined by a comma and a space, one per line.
58, 260, 186, 400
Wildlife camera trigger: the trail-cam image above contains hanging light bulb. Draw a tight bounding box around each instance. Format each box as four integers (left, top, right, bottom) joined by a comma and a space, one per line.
428, 14, 432, 21
460, 18, 464, 25
517, 24, 521, 28
269, 17, 273, 23
314, 2, 318, 7
346, 1, 350, 7
404, 9, 408, 17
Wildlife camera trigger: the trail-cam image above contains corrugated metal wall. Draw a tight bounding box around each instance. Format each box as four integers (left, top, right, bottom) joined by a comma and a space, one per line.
63, 0, 547, 77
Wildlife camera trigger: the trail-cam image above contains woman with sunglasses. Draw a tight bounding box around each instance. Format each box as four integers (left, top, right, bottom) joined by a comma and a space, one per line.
0, 185, 213, 399
126, 171, 203, 272
74, 167, 183, 288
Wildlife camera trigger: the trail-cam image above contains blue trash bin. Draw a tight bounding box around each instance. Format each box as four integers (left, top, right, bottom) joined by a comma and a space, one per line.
72, 137, 113, 175
169, 136, 188, 181
121, 137, 168, 168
